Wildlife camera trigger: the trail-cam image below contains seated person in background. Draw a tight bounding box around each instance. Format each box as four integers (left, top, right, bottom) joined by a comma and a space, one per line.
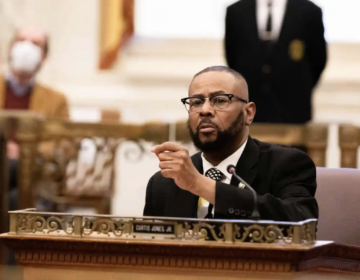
143, 66, 318, 221
0, 26, 69, 119
0, 26, 69, 211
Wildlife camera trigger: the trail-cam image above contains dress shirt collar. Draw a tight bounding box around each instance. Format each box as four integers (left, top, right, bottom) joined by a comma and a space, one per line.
201, 139, 248, 180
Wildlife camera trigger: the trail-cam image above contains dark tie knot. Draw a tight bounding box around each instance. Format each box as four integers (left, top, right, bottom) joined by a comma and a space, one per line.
205, 168, 224, 182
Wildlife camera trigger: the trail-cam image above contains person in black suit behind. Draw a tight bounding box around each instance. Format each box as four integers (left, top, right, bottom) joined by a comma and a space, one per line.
225, 0, 327, 124
143, 66, 318, 221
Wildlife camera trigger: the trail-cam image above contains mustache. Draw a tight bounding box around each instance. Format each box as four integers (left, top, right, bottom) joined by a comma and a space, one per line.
196, 119, 220, 131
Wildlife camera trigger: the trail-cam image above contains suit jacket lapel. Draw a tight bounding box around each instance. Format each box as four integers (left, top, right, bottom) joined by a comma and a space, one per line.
247, 0, 261, 47
169, 137, 260, 217
230, 136, 259, 188
169, 152, 202, 218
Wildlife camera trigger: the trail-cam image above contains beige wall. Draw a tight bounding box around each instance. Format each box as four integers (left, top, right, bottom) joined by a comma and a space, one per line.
0, 0, 99, 82
1, 0, 359, 124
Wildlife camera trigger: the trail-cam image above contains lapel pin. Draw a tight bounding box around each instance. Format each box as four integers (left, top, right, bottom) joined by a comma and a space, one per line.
238, 182, 245, 189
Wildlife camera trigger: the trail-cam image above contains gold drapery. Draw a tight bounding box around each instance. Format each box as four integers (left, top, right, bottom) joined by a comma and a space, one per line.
99, 0, 135, 70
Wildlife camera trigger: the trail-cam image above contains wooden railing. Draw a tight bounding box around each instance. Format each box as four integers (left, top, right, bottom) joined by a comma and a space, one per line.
176, 121, 328, 167
0, 112, 330, 216
0, 112, 170, 213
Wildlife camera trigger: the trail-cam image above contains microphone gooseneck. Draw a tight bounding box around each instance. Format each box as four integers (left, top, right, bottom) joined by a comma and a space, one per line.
227, 164, 260, 220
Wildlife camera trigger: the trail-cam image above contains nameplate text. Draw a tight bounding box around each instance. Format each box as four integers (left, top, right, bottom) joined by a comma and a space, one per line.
133, 223, 175, 234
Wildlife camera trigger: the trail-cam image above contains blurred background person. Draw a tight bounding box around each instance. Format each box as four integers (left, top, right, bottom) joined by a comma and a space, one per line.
225, 0, 327, 124
0, 26, 69, 119
0, 26, 70, 265
0, 26, 69, 213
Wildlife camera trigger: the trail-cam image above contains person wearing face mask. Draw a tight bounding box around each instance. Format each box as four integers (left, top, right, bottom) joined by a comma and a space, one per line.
1, 27, 69, 158
0, 26, 69, 198
1, 27, 70, 265
0, 26, 69, 119
1, 28, 70, 199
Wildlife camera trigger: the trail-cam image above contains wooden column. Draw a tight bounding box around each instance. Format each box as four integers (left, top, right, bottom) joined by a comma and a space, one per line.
305, 124, 328, 167
16, 117, 42, 210
339, 124, 359, 168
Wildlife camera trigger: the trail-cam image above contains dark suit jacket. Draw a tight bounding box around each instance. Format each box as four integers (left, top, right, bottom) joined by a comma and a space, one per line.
225, 0, 327, 124
143, 137, 318, 222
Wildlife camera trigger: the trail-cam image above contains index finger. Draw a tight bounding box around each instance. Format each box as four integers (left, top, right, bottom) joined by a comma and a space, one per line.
151, 142, 185, 154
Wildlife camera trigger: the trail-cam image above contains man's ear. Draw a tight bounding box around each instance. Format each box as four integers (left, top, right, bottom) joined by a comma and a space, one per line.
245, 102, 256, 126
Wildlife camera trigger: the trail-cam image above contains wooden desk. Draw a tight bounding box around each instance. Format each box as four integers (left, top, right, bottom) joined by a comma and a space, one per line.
1, 210, 360, 279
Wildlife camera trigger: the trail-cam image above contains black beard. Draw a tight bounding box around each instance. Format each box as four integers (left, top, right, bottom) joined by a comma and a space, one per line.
187, 111, 244, 153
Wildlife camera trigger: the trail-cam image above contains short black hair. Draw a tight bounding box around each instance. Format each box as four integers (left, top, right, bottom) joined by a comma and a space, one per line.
192, 65, 246, 83
191, 65, 248, 98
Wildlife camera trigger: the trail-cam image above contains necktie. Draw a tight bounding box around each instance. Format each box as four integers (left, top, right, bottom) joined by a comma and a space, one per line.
199, 168, 224, 219
265, 0, 272, 40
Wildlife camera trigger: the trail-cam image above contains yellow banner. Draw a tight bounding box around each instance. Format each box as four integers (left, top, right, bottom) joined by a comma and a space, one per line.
99, 0, 134, 70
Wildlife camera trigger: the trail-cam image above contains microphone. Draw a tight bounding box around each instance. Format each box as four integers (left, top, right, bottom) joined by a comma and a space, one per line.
227, 164, 260, 220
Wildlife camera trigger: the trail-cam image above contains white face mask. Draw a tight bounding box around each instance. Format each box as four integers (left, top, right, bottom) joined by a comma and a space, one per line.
9, 41, 42, 74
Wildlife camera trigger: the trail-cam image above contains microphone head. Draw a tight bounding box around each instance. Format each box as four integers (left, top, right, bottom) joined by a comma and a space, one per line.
227, 164, 236, 174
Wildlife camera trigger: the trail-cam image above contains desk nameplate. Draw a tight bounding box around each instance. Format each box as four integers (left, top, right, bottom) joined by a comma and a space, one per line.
133, 222, 175, 235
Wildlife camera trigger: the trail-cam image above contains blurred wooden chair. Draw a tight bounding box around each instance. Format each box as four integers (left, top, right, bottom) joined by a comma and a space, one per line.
175, 121, 329, 167
316, 167, 360, 245
0, 112, 169, 214
339, 124, 360, 168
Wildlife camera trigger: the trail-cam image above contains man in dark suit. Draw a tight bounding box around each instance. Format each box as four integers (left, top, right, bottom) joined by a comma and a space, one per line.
225, 0, 327, 124
143, 66, 318, 221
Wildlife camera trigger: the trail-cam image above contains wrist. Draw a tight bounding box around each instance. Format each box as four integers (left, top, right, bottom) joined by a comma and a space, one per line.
188, 173, 203, 194
190, 175, 216, 203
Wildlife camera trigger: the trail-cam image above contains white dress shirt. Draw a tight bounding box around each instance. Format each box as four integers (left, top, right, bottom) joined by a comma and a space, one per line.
256, 0, 287, 41
197, 139, 248, 218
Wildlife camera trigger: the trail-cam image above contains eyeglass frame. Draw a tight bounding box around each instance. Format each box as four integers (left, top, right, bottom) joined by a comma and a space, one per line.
180, 93, 248, 112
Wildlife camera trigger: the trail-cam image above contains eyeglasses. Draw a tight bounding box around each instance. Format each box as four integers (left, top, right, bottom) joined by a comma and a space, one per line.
181, 94, 248, 113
